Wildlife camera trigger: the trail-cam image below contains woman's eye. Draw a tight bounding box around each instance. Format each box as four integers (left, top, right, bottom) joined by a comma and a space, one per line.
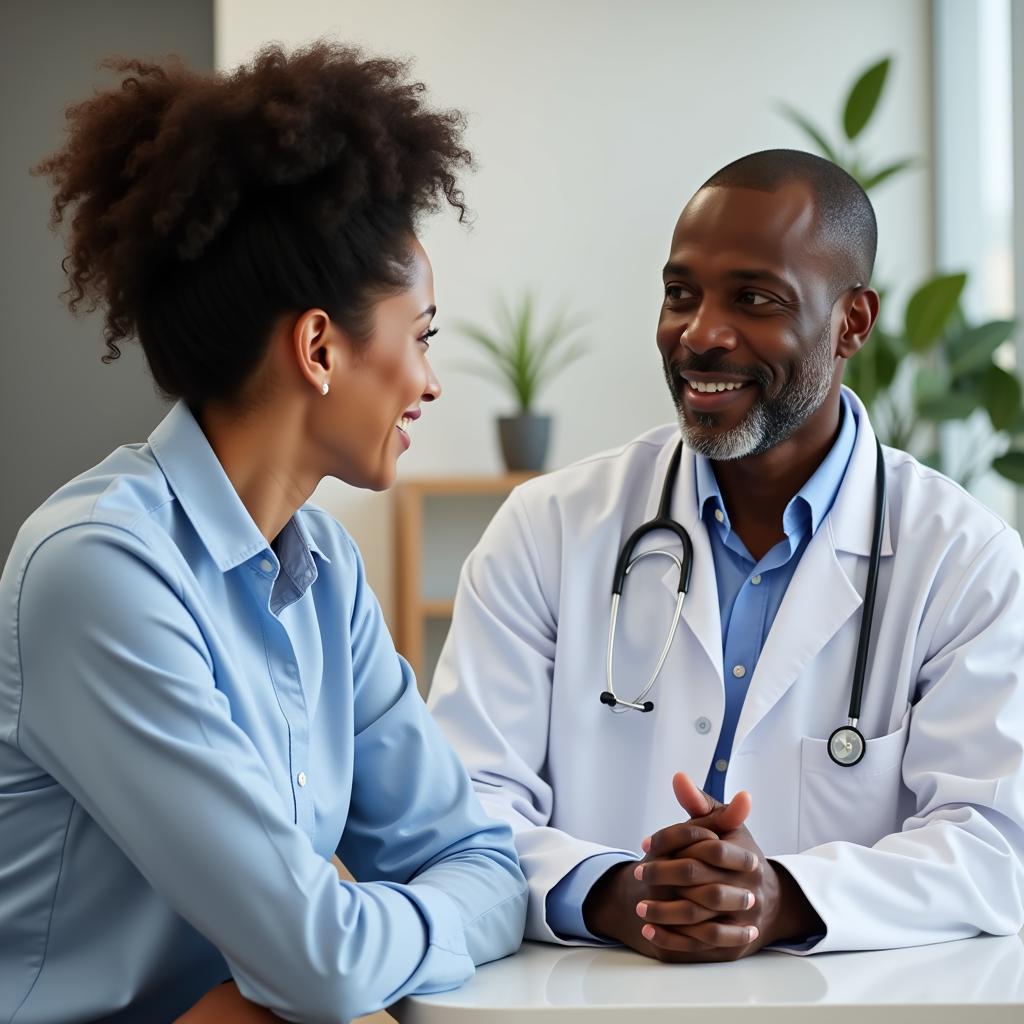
738, 290, 771, 306
419, 326, 438, 345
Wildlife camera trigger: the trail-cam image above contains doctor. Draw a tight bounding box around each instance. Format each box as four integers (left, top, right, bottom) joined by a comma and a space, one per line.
429, 149, 1024, 960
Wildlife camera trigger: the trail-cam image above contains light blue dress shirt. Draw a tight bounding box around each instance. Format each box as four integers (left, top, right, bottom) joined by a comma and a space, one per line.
546, 393, 857, 941
0, 402, 526, 1024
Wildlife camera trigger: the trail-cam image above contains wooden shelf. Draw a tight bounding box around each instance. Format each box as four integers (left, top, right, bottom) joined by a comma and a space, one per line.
421, 598, 455, 617
394, 473, 538, 689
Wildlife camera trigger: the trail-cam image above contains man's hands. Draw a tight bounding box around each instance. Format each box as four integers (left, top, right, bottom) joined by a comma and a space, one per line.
582, 772, 822, 962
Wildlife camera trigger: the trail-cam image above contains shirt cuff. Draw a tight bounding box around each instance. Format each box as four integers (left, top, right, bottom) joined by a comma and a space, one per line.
545, 852, 638, 943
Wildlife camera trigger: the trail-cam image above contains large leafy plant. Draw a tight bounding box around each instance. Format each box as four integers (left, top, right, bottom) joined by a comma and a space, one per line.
780, 58, 1024, 488
455, 293, 586, 413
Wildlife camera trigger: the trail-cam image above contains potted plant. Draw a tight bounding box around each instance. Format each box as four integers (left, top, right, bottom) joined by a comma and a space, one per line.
456, 293, 586, 471
778, 58, 1024, 488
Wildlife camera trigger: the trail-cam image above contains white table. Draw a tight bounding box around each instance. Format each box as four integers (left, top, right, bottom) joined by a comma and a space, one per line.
394, 933, 1024, 1022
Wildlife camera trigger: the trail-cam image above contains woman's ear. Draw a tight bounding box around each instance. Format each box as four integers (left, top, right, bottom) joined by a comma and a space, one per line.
835, 287, 880, 360
291, 308, 339, 395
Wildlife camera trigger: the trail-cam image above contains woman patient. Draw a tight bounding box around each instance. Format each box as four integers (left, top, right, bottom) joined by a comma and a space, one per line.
0, 41, 526, 1023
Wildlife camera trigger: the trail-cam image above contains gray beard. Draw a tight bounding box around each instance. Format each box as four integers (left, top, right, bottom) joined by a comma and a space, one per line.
673, 323, 836, 461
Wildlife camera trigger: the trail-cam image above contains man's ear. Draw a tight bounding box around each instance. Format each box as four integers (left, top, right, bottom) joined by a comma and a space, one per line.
835, 287, 880, 361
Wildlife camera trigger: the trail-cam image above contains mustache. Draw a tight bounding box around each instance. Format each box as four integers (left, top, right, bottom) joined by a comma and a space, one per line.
667, 358, 769, 389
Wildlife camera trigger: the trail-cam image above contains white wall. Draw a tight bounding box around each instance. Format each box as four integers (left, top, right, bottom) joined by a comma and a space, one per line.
216, 0, 934, 625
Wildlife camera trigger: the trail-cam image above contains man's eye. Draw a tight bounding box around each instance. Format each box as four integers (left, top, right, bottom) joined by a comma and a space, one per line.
665, 285, 693, 301
738, 290, 771, 306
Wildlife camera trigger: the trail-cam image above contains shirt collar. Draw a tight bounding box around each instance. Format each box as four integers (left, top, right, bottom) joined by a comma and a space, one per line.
695, 389, 858, 543
148, 401, 326, 573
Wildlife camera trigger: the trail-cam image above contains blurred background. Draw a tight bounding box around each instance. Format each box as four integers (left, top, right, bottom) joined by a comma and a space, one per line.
3, 0, 1022, 643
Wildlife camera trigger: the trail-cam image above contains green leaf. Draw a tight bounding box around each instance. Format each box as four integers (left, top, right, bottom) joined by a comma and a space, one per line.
860, 158, 915, 191
776, 103, 840, 163
993, 450, 1024, 484
843, 58, 891, 141
913, 365, 949, 402
978, 364, 1023, 432
904, 273, 967, 352
917, 391, 980, 422
946, 320, 1016, 378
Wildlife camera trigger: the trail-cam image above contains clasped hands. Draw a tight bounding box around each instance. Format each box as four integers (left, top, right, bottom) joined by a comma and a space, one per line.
582, 771, 820, 962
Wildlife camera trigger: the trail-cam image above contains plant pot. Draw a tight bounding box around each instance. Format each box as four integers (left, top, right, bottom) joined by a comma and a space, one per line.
498, 414, 551, 472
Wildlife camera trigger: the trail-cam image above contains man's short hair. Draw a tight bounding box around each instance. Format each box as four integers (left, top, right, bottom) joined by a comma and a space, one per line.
700, 149, 878, 301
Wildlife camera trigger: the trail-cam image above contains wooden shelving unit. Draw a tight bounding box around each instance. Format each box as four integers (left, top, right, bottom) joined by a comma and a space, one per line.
394, 473, 535, 690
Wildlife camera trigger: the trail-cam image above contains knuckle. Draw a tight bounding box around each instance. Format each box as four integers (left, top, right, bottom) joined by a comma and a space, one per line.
680, 901, 701, 924
678, 860, 698, 884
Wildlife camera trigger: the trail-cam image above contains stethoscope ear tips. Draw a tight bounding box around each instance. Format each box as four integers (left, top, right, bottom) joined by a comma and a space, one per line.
599, 691, 617, 707
641, 701, 654, 713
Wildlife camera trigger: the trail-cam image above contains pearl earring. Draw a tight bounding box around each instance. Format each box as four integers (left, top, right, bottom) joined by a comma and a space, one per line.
321, 382, 329, 396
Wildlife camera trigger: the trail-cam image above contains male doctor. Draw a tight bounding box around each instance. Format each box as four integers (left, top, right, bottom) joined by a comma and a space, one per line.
428, 149, 1024, 960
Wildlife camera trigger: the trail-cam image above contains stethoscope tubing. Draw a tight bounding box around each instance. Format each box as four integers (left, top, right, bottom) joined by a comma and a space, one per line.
602, 435, 888, 768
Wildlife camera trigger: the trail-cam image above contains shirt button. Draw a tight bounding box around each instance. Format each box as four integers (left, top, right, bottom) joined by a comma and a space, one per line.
259, 558, 273, 573
715, 758, 729, 773
732, 665, 747, 679
751, 574, 762, 585
695, 717, 712, 735
714, 509, 725, 523
296, 771, 307, 788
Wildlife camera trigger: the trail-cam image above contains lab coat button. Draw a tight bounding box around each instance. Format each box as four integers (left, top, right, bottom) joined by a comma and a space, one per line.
695, 717, 712, 734
715, 759, 729, 772
296, 771, 307, 787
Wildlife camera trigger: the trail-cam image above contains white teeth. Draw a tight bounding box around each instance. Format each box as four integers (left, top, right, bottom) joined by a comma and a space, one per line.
398, 416, 411, 431
689, 380, 747, 393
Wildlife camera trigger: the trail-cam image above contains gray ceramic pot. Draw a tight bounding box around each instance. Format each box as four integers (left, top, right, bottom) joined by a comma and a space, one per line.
498, 413, 551, 472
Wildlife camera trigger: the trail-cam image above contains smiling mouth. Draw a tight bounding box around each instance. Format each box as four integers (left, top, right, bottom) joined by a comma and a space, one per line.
687, 380, 751, 394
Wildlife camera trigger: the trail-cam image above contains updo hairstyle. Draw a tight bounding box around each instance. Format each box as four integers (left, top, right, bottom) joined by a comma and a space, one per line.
33, 41, 471, 406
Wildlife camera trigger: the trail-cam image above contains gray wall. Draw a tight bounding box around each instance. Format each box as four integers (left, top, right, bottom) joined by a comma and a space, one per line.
0, 0, 213, 560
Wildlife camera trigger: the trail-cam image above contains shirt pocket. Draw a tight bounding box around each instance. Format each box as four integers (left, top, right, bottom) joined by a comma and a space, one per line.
797, 708, 910, 851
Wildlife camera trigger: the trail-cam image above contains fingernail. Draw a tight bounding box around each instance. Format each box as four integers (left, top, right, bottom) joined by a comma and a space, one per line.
746, 926, 759, 942
636, 902, 648, 919
642, 924, 656, 941
641, 836, 651, 853
634, 864, 644, 881
744, 891, 755, 909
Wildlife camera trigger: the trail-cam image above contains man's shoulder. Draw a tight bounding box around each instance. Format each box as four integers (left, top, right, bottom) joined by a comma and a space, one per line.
878, 445, 1024, 590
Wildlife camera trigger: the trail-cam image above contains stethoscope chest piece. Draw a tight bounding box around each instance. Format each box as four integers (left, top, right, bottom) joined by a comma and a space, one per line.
828, 724, 866, 767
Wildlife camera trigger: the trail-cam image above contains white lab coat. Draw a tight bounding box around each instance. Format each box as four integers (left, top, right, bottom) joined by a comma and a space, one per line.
428, 389, 1024, 953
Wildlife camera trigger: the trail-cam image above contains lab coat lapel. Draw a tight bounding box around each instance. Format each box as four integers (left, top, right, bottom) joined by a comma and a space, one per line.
656, 444, 723, 680
732, 391, 892, 751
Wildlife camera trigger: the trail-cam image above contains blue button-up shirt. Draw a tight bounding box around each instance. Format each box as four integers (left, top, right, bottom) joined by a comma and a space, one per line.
0, 402, 526, 1023
547, 393, 857, 940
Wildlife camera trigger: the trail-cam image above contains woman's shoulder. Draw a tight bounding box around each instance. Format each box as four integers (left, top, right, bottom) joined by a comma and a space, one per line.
6, 443, 176, 581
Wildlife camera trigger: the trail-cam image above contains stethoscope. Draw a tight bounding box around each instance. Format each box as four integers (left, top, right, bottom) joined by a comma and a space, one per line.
600, 438, 887, 768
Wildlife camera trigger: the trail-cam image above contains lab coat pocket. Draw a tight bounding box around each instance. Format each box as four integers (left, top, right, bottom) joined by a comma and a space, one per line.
797, 709, 910, 851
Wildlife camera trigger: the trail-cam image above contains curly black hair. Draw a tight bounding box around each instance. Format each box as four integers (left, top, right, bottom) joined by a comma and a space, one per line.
32, 40, 471, 406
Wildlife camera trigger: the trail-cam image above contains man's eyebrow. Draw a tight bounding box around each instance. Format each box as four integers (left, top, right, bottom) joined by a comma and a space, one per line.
417, 304, 437, 320
662, 261, 691, 278
662, 263, 797, 293
726, 268, 796, 291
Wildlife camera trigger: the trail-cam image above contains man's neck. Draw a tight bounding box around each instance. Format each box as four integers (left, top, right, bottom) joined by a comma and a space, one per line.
711, 393, 843, 561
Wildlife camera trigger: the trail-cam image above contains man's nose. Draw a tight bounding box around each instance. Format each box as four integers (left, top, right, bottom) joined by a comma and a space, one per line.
680, 302, 739, 355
